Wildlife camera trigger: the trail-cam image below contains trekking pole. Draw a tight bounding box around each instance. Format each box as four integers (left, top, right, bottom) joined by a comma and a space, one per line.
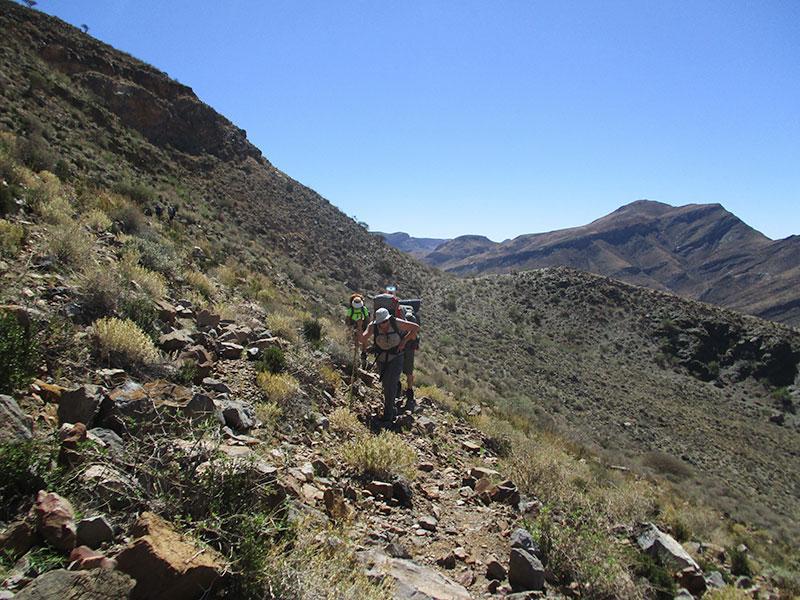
348, 333, 359, 402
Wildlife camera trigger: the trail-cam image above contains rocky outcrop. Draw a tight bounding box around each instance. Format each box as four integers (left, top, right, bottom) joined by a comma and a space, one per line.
361, 549, 471, 600
0, 394, 33, 441
637, 523, 700, 572
115, 512, 226, 600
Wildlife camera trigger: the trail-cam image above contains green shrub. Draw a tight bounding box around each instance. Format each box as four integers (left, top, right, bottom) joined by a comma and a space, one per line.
15, 134, 56, 172
633, 552, 676, 599
0, 311, 38, 394
113, 180, 156, 205
256, 346, 286, 374
0, 219, 24, 257
122, 236, 178, 277
119, 293, 159, 340
302, 318, 323, 344
0, 438, 56, 521
730, 546, 753, 577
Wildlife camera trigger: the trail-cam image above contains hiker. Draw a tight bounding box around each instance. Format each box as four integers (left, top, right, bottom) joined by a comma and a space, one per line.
345, 293, 369, 368
168, 204, 177, 222
359, 307, 419, 422
154, 204, 163, 218
401, 306, 418, 411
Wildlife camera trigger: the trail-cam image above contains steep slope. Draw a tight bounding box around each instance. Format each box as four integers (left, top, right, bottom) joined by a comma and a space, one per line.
417, 200, 800, 326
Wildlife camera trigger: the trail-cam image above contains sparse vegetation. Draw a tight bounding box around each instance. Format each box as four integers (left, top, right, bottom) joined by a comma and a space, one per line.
46, 220, 93, 268
329, 407, 368, 437
186, 269, 216, 299
256, 346, 286, 374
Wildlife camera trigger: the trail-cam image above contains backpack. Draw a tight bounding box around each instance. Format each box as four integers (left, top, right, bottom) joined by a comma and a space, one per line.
372, 316, 403, 357
399, 298, 421, 350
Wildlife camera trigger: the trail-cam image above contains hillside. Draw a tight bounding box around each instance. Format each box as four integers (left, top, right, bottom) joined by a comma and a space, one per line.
393, 200, 800, 327
1, 2, 799, 598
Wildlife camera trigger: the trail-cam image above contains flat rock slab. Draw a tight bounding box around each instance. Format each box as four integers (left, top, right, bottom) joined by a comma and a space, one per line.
14, 568, 135, 599
361, 549, 471, 600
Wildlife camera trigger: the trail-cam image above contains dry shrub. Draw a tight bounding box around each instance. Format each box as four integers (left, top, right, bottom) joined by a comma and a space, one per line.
82, 208, 112, 232
318, 364, 342, 392
186, 269, 216, 299
39, 195, 73, 225
80, 265, 124, 317
267, 311, 299, 343
0, 219, 24, 257
211, 301, 238, 321
256, 372, 300, 403
47, 221, 92, 268
27, 170, 63, 214
329, 407, 367, 437
342, 430, 416, 480
120, 251, 166, 300
93, 317, 159, 367
255, 401, 282, 431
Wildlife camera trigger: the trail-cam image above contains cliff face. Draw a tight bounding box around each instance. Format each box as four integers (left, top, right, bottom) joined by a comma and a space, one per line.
413, 200, 800, 326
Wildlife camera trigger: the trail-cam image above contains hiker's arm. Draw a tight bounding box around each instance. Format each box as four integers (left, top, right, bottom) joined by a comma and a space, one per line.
396, 319, 419, 350
358, 323, 373, 349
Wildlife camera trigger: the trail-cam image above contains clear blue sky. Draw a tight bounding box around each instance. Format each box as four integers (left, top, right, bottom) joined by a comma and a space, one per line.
31, 1, 800, 241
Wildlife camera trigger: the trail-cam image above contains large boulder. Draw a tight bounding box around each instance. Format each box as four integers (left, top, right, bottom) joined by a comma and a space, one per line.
0, 518, 37, 560
637, 523, 700, 572
508, 547, 545, 592
58, 384, 106, 426
361, 549, 471, 600
222, 401, 256, 431
115, 512, 227, 600
14, 568, 135, 599
33, 491, 77, 552
76, 515, 114, 549
158, 330, 194, 353
0, 394, 32, 441
80, 464, 141, 510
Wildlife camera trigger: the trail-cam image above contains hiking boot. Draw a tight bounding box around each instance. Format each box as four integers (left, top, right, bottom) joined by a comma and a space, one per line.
403, 388, 416, 412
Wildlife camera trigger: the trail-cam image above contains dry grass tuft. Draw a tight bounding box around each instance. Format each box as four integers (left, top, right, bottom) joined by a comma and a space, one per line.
342, 430, 416, 480
185, 269, 216, 299
255, 401, 282, 431
81, 208, 112, 232
120, 251, 166, 300
93, 317, 159, 367
47, 221, 93, 268
318, 364, 342, 392
267, 311, 300, 343
256, 371, 300, 403
329, 407, 368, 437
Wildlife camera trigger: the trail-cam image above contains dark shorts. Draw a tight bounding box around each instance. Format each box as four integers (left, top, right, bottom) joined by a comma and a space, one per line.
403, 349, 415, 375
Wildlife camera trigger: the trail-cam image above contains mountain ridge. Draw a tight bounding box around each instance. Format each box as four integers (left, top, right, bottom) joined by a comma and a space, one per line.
383, 200, 800, 326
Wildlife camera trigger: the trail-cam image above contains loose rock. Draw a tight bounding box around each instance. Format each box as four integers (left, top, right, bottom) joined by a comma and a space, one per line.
508, 547, 545, 592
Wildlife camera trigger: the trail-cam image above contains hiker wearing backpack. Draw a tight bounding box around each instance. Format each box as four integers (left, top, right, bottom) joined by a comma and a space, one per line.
358, 307, 419, 422
401, 306, 418, 411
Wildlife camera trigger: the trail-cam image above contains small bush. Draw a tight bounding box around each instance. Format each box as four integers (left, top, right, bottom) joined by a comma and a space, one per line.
107, 198, 145, 233
342, 431, 416, 480
0, 438, 56, 521
730, 546, 753, 577
319, 364, 342, 392
0, 311, 39, 394
92, 317, 159, 367
47, 221, 93, 268
0, 219, 24, 257
81, 208, 112, 232
255, 401, 282, 431
640, 451, 694, 481
329, 407, 368, 437
633, 552, 676, 598
118, 293, 159, 340
15, 134, 56, 172
257, 371, 300, 403
79, 266, 123, 318
122, 236, 178, 277
256, 346, 286, 374
302, 318, 323, 344
704, 589, 751, 600
267, 312, 299, 343
39, 195, 73, 225
112, 180, 156, 205
186, 270, 216, 299
120, 252, 166, 300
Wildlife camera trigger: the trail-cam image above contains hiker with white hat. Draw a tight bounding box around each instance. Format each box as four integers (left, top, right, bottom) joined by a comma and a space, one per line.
359, 306, 419, 422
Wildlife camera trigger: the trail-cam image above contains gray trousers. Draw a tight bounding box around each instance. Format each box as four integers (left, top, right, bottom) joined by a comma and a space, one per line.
379, 354, 404, 419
